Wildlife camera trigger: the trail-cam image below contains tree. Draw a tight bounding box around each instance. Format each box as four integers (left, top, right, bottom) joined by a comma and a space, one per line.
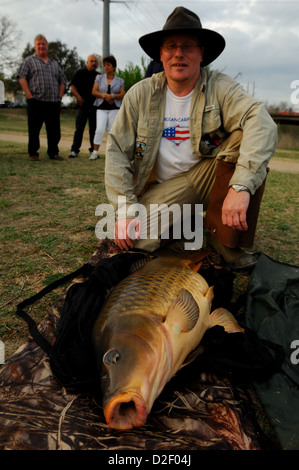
265, 101, 295, 114
116, 57, 150, 91
117, 61, 143, 91
0, 15, 22, 74
0, 72, 21, 96
22, 40, 85, 94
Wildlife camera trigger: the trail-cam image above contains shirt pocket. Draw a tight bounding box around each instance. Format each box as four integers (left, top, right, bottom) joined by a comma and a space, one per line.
199, 108, 223, 155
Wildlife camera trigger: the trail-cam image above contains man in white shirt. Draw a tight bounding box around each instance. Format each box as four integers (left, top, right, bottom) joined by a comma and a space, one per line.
105, 7, 277, 270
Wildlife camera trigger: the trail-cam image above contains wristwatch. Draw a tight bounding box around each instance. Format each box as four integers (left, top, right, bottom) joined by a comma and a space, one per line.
230, 184, 250, 192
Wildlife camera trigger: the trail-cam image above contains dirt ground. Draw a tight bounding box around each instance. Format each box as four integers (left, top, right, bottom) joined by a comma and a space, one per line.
267, 158, 299, 172
0, 132, 106, 153
1, 132, 299, 173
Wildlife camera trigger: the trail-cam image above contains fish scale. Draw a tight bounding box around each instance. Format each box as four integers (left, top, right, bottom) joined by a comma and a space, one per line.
100, 263, 208, 322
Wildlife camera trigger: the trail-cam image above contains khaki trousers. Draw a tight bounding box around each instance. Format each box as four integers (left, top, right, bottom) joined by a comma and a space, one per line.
132, 130, 266, 251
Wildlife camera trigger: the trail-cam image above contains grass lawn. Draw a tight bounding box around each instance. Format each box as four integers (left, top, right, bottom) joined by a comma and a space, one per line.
0, 136, 108, 357
0, 108, 299, 359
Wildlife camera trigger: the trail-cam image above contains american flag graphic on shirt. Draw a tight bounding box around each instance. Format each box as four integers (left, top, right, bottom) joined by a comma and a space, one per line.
162, 125, 190, 146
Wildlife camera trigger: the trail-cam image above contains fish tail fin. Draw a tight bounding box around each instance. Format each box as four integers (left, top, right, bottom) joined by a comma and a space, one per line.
209, 307, 244, 333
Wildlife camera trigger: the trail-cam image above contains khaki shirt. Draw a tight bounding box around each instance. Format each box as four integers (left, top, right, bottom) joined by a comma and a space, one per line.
105, 68, 277, 216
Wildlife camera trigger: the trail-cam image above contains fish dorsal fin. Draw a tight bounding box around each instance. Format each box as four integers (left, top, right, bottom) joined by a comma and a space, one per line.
209, 308, 244, 333
182, 259, 202, 272
129, 256, 152, 273
165, 288, 199, 333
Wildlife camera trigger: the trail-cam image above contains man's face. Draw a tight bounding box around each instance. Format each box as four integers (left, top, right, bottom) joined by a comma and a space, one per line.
34, 39, 48, 58
160, 33, 204, 89
87, 56, 98, 71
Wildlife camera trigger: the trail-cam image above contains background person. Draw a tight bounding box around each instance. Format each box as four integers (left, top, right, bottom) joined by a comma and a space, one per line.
144, 59, 164, 78
69, 54, 99, 158
17, 34, 67, 161
105, 7, 278, 270
89, 55, 125, 161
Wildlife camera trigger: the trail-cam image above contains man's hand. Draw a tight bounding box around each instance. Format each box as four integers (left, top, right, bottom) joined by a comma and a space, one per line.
114, 218, 140, 250
222, 187, 250, 231
77, 96, 84, 107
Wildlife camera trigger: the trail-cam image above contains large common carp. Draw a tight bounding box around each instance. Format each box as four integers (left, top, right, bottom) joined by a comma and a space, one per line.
92, 255, 244, 430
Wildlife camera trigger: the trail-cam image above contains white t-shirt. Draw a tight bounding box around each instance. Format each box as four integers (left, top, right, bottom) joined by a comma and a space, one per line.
154, 86, 199, 182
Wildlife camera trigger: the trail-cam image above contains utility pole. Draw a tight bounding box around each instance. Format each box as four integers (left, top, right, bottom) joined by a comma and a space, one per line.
102, 0, 110, 58
101, 0, 131, 59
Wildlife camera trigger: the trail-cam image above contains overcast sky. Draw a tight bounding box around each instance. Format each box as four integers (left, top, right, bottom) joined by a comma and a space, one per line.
1, 0, 299, 110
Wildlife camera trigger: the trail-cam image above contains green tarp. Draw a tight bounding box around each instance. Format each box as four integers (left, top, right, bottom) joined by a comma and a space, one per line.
246, 254, 299, 450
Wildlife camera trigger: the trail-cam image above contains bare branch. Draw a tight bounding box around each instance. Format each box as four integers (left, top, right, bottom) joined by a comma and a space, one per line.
0, 15, 22, 74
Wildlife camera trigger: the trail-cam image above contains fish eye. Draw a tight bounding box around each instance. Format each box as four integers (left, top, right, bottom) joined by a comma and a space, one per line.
103, 349, 121, 365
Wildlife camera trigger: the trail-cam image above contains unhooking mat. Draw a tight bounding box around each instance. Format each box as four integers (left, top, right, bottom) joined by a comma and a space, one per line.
0, 240, 284, 451
246, 254, 299, 450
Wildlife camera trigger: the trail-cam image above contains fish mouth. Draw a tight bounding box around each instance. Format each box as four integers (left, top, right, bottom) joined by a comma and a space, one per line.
104, 391, 148, 430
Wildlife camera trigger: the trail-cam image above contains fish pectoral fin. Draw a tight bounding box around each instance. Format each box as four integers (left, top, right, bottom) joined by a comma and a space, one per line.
179, 344, 205, 369
205, 286, 214, 303
165, 288, 199, 333
209, 308, 244, 333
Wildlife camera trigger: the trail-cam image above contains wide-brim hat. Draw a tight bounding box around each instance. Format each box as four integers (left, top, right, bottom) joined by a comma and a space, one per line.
139, 6, 225, 67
